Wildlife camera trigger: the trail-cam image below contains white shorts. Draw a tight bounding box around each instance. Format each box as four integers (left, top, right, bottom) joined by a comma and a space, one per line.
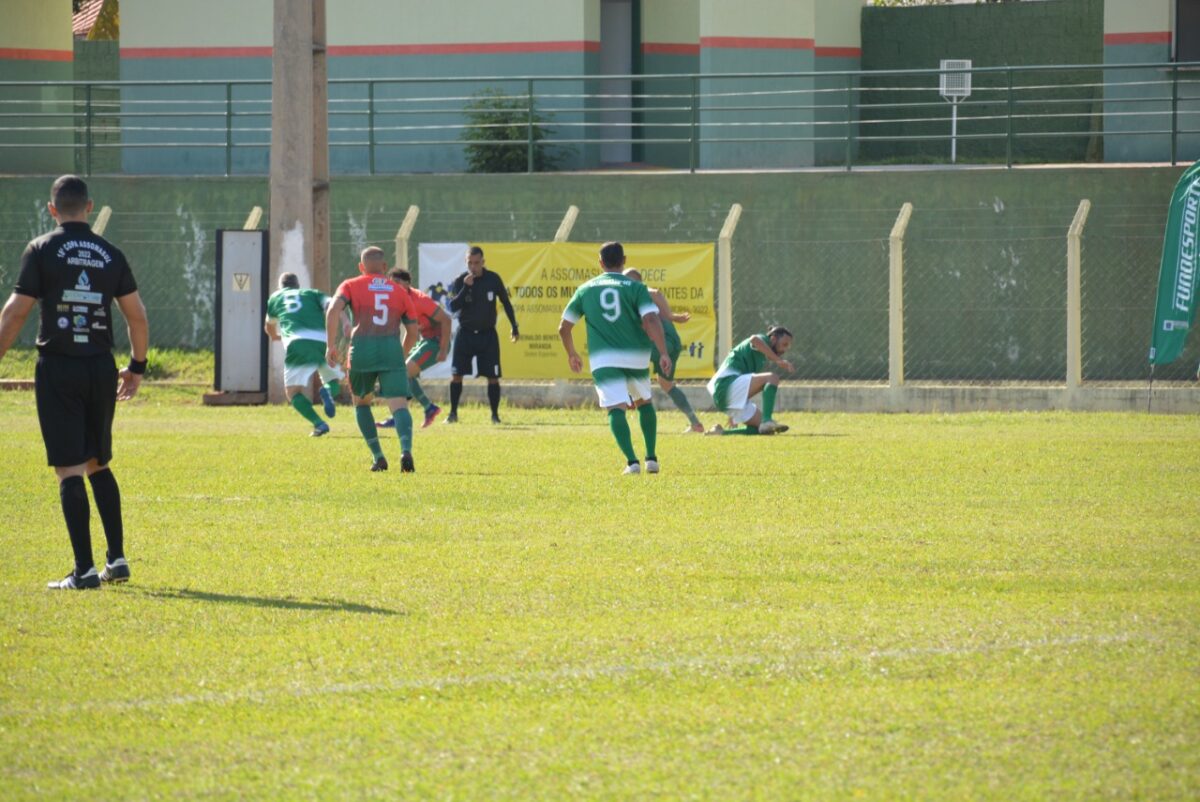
707, 372, 757, 424
284, 361, 345, 389
594, 367, 653, 409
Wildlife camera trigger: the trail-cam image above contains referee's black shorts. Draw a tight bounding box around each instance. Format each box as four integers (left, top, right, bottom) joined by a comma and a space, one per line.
34, 352, 118, 467
451, 328, 501, 379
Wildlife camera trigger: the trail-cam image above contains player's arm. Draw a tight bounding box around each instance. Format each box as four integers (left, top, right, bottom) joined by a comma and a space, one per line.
264, 315, 281, 341
650, 287, 690, 324
401, 320, 419, 358
641, 311, 672, 376
432, 307, 451, 361
115, 290, 149, 401
325, 295, 348, 366
0, 293, 36, 362
750, 334, 794, 373
495, 275, 519, 342
557, 318, 583, 374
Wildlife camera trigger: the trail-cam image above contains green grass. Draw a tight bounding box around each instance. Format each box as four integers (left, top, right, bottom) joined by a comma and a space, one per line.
0, 392, 1197, 800
0, 347, 213, 382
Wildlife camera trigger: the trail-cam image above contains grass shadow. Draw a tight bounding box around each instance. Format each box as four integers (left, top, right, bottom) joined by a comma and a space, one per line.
132, 587, 403, 616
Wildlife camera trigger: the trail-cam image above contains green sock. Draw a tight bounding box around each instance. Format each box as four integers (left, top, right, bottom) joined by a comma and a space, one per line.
724, 424, 759, 435
355, 404, 385, 460
762, 384, 777, 421
290, 394, 323, 426
393, 407, 414, 452
409, 377, 432, 410
608, 408, 638, 463
637, 403, 658, 461
667, 386, 700, 426
325, 380, 341, 399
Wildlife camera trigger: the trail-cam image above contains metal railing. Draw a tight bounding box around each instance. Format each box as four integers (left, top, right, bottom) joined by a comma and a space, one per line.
0, 61, 1197, 174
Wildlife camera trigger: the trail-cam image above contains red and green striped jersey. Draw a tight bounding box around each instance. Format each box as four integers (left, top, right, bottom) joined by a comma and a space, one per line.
335, 273, 417, 371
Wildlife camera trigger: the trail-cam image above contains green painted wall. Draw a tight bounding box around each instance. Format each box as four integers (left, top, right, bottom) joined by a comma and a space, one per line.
1, 166, 1192, 381
860, 0, 1104, 165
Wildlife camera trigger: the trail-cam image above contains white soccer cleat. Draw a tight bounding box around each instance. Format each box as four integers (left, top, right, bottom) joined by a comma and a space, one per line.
704, 424, 725, 436
623, 462, 641, 475
758, 420, 789, 435
684, 423, 705, 434
645, 459, 660, 474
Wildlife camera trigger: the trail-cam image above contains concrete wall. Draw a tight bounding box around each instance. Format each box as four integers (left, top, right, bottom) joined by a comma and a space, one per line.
0, 0, 75, 174
860, 0, 1105, 165
640, 0, 699, 168
2, 165, 1193, 384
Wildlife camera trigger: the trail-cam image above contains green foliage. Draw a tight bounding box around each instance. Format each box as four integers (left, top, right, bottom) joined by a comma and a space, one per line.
0, 398, 1197, 799
460, 88, 565, 173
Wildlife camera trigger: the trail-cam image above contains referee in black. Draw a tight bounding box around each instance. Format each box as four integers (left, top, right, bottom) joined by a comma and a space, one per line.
447, 245, 519, 423
0, 175, 149, 590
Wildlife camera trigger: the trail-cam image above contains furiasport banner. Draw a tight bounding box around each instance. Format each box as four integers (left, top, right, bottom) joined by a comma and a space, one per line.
418, 242, 715, 379
1149, 159, 1200, 366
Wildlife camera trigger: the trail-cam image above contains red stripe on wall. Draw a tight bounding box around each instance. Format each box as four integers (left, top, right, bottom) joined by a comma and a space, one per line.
642, 42, 700, 56
121, 46, 272, 58
815, 46, 861, 58
1103, 32, 1171, 45
122, 41, 601, 59
700, 36, 814, 50
0, 47, 73, 61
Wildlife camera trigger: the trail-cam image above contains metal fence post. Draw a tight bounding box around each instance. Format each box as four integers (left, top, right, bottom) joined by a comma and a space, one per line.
554, 205, 580, 242
225, 82, 233, 177
889, 202, 913, 398
1066, 199, 1091, 401
1170, 64, 1178, 167
526, 79, 535, 173
394, 205, 420, 273
84, 83, 93, 177
367, 81, 376, 175
845, 72, 855, 172
690, 75, 699, 174
1005, 68, 1014, 169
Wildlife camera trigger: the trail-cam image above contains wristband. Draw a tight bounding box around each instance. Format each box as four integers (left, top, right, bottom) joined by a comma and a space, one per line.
127, 358, 147, 375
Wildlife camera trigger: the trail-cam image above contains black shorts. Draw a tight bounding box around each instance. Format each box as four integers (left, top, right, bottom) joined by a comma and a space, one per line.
34, 352, 118, 467
451, 328, 501, 379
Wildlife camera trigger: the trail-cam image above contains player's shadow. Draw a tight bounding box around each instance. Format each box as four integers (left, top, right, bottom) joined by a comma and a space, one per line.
133, 587, 403, 616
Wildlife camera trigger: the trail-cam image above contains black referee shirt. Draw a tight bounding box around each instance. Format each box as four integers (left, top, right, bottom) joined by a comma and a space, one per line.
448, 269, 519, 334
14, 221, 137, 356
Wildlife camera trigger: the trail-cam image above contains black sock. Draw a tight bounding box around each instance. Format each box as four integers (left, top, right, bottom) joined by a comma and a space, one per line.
59, 476, 93, 575
450, 381, 463, 414
88, 468, 124, 562
487, 383, 501, 416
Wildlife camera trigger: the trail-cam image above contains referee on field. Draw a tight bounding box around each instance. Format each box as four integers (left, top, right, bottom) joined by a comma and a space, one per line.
0, 175, 149, 590
447, 245, 519, 424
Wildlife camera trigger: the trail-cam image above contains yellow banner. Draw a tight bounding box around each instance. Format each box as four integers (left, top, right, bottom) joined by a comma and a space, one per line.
476, 242, 715, 379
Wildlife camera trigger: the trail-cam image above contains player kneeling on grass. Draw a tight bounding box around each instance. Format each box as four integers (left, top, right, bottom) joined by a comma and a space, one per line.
265, 273, 346, 437
705, 326, 794, 436
377, 268, 450, 430
559, 241, 672, 475
623, 267, 705, 433
325, 247, 420, 473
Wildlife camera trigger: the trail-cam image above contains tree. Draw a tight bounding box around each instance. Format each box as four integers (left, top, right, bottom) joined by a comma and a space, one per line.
460, 88, 565, 173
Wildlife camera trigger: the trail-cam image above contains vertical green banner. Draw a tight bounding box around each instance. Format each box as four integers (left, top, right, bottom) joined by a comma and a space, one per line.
1150, 159, 1200, 366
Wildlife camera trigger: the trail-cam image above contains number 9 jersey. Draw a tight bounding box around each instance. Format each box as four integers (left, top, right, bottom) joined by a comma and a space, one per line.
561, 272, 657, 371
335, 273, 417, 371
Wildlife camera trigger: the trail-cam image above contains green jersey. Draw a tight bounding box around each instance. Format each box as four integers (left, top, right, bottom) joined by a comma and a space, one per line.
266, 288, 330, 367
714, 333, 769, 379
562, 271, 658, 370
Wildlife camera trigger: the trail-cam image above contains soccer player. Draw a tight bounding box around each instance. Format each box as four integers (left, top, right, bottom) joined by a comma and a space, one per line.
0, 175, 148, 589
377, 268, 450, 429
705, 326, 795, 436
446, 246, 519, 424
264, 272, 345, 437
559, 242, 672, 475
623, 267, 705, 433
325, 247, 420, 472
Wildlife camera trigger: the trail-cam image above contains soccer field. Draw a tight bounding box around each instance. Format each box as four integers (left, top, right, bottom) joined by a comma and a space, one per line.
1, 390, 1197, 800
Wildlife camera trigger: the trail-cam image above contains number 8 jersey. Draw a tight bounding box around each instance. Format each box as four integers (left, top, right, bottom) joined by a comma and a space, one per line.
562, 272, 657, 371
335, 273, 417, 371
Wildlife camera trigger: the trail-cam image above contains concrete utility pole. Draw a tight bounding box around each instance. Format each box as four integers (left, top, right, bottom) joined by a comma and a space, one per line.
268, 0, 328, 402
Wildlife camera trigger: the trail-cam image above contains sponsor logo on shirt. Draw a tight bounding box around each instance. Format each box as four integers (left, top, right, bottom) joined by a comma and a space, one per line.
72, 305, 88, 313
73, 334, 88, 343
57, 304, 70, 312
57, 317, 69, 329
368, 277, 393, 292
73, 314, 88, 329
76, 272, 91, 291
91, 322, 107, 330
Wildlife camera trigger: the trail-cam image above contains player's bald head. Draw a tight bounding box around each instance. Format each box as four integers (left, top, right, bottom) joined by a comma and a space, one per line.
360, 246, 386, 274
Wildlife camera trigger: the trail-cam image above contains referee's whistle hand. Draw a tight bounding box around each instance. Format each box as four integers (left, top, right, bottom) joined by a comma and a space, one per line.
117, 368, 142, 401
511, 331, 520, 343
